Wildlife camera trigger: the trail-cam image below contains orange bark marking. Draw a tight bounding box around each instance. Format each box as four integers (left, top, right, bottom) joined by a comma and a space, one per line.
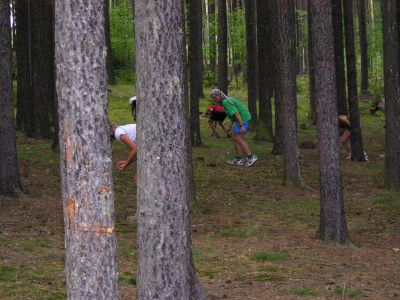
66, 197, 76, 230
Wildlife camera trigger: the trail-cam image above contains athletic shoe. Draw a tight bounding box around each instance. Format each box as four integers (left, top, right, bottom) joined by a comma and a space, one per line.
227, 158, 244, 166
247, 155, 258, 167
364, 151, 369, 162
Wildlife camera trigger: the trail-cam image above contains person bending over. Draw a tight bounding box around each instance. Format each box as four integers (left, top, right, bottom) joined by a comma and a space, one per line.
112, 123, 138, 183
210, 88, 257, 167
206, 104, 231, 138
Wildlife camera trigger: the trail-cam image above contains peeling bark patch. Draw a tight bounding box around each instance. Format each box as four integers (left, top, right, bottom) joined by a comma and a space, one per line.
67, 197, 77, 230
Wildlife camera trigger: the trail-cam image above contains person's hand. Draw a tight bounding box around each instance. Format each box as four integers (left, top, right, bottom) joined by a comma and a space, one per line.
117, 160, 128, 171
240, 124, 245, 134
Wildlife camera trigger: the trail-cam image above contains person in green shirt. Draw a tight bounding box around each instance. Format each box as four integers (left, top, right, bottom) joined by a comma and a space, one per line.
210, 88, 258, 167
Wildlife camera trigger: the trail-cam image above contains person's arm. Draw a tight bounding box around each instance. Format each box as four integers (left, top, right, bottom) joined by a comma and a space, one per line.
117, 134, 137, 171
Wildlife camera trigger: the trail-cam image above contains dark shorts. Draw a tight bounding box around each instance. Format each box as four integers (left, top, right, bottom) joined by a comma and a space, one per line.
210, 111, 227, 122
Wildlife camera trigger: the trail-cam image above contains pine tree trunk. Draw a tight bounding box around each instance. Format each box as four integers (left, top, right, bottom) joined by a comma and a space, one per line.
382, 0, 400, 191
307, 0, 316, 124
275, 0, 303, 187
29, 0, 53, 139
188, 0, 202, 147
105, 0, 116, 85
0, 0, 23, 197
256, 0, 273, 140
359, 0, 369, 97
309, 0, 350, 245
332, 0, 348, 116
244, 0, 257, 121
218, 0, 228, 94
343, 0, 366, 162
15, 0, 31, 131
208, 0, 217, 72
55, 0, 119, 298
135, 0, 206, 299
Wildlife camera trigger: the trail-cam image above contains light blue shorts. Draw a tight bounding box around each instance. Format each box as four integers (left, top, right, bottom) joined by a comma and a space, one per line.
233, 121, 250, 135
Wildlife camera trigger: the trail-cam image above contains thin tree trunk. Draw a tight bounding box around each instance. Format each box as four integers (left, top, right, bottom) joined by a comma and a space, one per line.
256, 0, 273, 140
382, 0, 400, 191
359, 0, 369, 97
218, 0, 228, 94
208, 0, 217, 72
29, 0, 53, 139
188, 0, 202, 146
55, 0, 119, 298
275, 0, 304, 187
15, 0, 31, 131
332, 0, 348, 116
244, 0, 257, 121
135, 0, 206, 298
307, 0, 316, 124
0, 0, 23, 197
309, 0, 351, 245
343, 0, 367, 161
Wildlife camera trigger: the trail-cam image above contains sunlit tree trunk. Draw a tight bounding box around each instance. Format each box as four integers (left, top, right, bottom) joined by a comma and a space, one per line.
55, 0, 119, 298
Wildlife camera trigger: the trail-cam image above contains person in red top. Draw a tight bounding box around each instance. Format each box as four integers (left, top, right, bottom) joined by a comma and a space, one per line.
207, 104, 231, 138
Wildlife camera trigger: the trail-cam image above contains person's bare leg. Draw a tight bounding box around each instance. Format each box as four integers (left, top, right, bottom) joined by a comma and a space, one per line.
233, 134, 251, 156
208, 119, 220, 137
341, 130, 351, 156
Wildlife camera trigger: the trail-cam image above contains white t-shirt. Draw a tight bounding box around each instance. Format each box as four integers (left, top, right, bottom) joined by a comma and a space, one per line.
114, 124, 137, 144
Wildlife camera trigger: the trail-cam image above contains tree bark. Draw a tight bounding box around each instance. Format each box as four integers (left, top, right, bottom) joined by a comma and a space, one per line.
382, 0, 400, 191
218, 0, 228, 94
359, 0, 369, 96
135, 0, 206, 299
307, 0, 316, 124
332, 0, 348, 116
309, 0, 351, 245
244, 0, 257, 121
187, 0, 202, 147
15, 0, 32, 131
0, 0, 23, 197
256, 0, 273, 140
55, 0, 119, 298
274, 0, 303, 187
28, 0, 53, 139
208, 0, 217, 72
343, 0, 367, 161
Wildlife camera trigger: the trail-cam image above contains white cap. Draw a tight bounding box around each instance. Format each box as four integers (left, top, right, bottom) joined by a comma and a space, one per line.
129, 96, 137, 105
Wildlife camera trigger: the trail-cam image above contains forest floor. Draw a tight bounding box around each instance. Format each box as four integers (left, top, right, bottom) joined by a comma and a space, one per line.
0, 84, 399, 299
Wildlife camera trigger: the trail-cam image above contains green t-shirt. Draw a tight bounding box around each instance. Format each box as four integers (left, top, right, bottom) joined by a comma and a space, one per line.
222, 97, 252, 123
